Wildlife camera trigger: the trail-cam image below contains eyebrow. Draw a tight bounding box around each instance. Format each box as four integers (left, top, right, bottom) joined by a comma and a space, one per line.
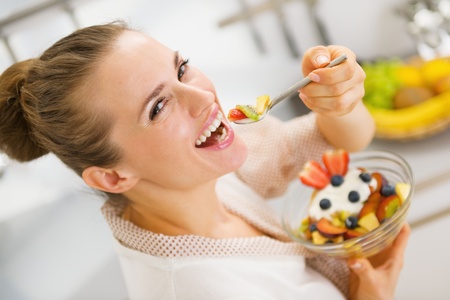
139, 51, 179, 120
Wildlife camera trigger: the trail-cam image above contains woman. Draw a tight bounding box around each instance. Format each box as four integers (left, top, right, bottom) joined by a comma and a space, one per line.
0, 21, 409, 299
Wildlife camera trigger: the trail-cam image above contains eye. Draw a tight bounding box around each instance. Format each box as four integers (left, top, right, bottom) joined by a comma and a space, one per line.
178, 58, 189, 80
150, 97, 166, 120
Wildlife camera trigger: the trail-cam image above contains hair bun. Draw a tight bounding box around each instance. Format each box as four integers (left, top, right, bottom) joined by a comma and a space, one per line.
0, 59, 49, 162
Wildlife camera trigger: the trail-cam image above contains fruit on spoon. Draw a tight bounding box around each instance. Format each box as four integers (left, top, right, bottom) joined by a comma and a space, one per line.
227, 95, 271, 122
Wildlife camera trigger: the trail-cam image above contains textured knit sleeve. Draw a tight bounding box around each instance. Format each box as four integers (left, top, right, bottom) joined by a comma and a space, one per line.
234, 112, 333, 198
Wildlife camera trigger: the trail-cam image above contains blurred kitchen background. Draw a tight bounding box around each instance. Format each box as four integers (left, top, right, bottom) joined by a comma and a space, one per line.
0, 0, 449, 299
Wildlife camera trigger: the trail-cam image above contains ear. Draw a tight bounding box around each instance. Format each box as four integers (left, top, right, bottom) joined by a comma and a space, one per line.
82, 166, 139, 194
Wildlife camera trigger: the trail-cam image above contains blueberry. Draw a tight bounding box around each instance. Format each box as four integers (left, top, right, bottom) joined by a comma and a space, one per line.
348, 191, 360, 202
309, 223, 317, 232
331, 175, 344, 187
359, 172, 372, 183
345, 216, 358, 229
381, 184, 396, 196
319, 198, 332, 210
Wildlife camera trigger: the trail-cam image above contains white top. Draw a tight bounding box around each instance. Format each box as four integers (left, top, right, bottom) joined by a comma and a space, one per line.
113, 243, 343, 300
102, 114, 349, 299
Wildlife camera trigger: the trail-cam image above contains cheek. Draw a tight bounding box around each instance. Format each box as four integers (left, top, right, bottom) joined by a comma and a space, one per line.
125, 141, 183, 186
135, 124, 192, 165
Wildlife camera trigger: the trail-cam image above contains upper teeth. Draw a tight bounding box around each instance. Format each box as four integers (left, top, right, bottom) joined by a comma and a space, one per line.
196, 111, 223, 146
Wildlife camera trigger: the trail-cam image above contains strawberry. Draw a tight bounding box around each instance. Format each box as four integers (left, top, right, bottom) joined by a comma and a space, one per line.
299, 161, 330, 189
322, 149, 350, 176
227, 108, 247, 122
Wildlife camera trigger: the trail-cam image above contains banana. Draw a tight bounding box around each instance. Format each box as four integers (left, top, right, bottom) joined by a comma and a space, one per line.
368, 91, 450, 138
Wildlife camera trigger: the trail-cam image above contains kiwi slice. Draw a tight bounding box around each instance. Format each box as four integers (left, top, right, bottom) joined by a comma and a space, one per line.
236, 105, 260, 121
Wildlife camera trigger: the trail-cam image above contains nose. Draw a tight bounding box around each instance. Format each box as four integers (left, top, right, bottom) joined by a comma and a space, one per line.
177, 82, 215, 118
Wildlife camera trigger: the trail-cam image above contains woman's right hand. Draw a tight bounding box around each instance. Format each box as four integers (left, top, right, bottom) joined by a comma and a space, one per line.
347, 223, 411, 300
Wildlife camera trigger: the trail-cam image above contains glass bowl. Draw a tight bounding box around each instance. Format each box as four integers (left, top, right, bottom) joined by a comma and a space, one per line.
281, 150, 414, 258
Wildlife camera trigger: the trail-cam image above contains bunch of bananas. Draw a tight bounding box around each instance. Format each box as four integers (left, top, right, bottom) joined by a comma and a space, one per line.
362, 56, 450, 140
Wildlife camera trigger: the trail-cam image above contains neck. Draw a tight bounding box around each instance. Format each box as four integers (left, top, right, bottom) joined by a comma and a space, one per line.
122, 179, 240, 238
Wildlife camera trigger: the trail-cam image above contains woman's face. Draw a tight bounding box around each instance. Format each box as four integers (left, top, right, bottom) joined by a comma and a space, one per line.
90, 30, 247, 191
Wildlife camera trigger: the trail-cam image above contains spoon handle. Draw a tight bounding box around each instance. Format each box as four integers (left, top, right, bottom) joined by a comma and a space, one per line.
269, 53, 348, 109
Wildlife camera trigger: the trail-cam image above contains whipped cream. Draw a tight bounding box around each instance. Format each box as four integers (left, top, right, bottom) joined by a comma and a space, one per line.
308, 168, 377, 221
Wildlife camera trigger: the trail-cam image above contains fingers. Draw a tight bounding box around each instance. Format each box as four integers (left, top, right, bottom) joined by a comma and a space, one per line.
308, 57, 356, 86
300, 90, 358, 116
346, 223, 410, 300
299, 45, 365, 116
304, 58, 363, 93
301, 45, 331, 74
348, 258, 375, 280
302, 45, 358, 81
393, 223, 411, 250
300, 46, 363, 101
299, 81, 364, 115
389, 223, 411, 261
348, 257, 396, 300
347, 224, 411, 290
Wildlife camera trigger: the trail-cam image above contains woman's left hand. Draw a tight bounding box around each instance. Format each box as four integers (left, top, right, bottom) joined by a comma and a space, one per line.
347, 223, 411, 300
299, 45, 366, 117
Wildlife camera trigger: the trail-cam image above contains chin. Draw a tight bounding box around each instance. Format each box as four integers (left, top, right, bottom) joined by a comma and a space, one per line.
224, 135, 248, 172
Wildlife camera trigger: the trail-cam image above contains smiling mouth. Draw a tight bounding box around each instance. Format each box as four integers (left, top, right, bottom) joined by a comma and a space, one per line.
195, 111, 228, 148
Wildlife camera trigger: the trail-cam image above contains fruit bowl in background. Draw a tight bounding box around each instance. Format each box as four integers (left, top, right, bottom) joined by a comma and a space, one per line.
281, 150, 414, 258
362, 56, 450, 141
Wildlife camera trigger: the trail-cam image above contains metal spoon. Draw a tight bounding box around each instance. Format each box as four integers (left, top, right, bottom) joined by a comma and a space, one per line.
233, 53, 348, 124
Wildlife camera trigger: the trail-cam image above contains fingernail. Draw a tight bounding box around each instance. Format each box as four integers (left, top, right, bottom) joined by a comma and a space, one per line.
299, 92, 307, 101
308, 73, 320, 83
350, 261, 362, 269
316, 55, 329, 66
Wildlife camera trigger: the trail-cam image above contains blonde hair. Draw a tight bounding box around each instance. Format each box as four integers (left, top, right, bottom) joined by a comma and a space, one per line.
0, 22, 129, 179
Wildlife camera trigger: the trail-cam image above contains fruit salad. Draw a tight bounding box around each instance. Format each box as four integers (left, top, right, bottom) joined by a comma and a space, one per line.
297, 149, 411, 245
227, 95, 271, 122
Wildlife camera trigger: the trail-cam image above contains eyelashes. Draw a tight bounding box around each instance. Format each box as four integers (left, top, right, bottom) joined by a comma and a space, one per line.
149, 57, 190, 121
178, 58, 189, 80
150, 97, 166, 120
